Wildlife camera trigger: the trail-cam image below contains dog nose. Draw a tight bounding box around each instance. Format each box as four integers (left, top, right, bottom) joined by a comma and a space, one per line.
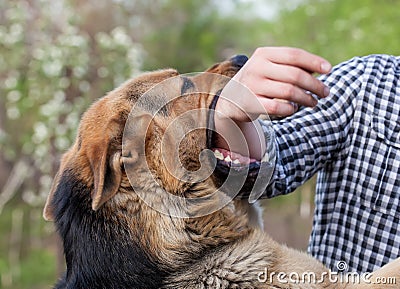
230, 54, 248, 68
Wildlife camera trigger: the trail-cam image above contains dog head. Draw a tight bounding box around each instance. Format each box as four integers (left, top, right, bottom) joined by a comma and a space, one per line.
43, 54, 270, 220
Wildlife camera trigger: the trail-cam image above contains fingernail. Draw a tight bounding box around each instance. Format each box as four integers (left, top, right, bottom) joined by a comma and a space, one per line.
324, 86, 330, 97
321, 62, 332, 73
292, 102, 298, 111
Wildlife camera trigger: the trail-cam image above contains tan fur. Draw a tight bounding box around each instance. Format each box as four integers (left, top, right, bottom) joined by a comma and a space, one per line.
44, 59, 400, 288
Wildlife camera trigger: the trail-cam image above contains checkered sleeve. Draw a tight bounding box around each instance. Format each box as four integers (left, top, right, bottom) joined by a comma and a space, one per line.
260, 57, 366, 198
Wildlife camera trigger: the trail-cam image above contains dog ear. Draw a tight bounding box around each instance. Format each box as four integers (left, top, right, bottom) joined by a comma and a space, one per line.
43, 150, 74, 221
42, 142, 123, 218
43, 142, 123, 220
90, 142, 122, 211
43, 169, 62, 221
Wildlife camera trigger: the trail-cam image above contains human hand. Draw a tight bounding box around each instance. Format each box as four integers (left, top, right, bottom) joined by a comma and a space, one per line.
216, 47, 332, 122
213, 47, 332, 159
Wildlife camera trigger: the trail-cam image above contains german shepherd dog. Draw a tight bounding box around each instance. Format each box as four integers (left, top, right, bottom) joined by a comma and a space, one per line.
44, 56, 400, 288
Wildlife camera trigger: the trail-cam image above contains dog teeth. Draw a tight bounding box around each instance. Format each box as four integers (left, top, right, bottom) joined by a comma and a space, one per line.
213, 149, 243, 165
214, 150, 224, 160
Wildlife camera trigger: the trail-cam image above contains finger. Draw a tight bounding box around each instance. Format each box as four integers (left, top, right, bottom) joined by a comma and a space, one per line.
257, 97, 298, 117
254, 79, 318, 107
262, 62, 330, 99
253, 47, 332, 74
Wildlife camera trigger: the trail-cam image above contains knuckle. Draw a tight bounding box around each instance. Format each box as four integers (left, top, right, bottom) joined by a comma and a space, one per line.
240, 75, 254, 89
253, 47, 264, 57
314, 79, 326, 95
318, 82, 326, 95
253, 47, 272, 59
283, 84, 296, 98
313, 58, 322, 70
291, 69, 303, 83
268, 102, 279, 115
287, 48, 305, 62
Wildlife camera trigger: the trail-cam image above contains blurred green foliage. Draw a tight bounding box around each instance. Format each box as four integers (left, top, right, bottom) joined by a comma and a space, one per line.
140, 0, 266, 72
0, 0, 142, 287
0, 0, 399, 288
268, 0, 400, 65
0, 0, 141, 204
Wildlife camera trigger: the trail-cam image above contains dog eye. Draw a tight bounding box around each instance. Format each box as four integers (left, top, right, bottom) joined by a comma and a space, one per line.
122, 151, 132, 158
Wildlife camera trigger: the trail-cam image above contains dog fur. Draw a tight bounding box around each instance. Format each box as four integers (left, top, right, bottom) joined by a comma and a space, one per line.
44, 58, 400, 289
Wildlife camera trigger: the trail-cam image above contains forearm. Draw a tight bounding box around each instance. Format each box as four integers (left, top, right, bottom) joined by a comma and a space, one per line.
264, 58, 362, 197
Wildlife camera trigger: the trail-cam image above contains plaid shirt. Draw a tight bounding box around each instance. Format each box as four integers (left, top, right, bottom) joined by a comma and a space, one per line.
260, 54, 400, 273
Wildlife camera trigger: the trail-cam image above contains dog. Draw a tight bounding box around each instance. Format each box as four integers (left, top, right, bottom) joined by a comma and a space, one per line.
43, 55, 400, 288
